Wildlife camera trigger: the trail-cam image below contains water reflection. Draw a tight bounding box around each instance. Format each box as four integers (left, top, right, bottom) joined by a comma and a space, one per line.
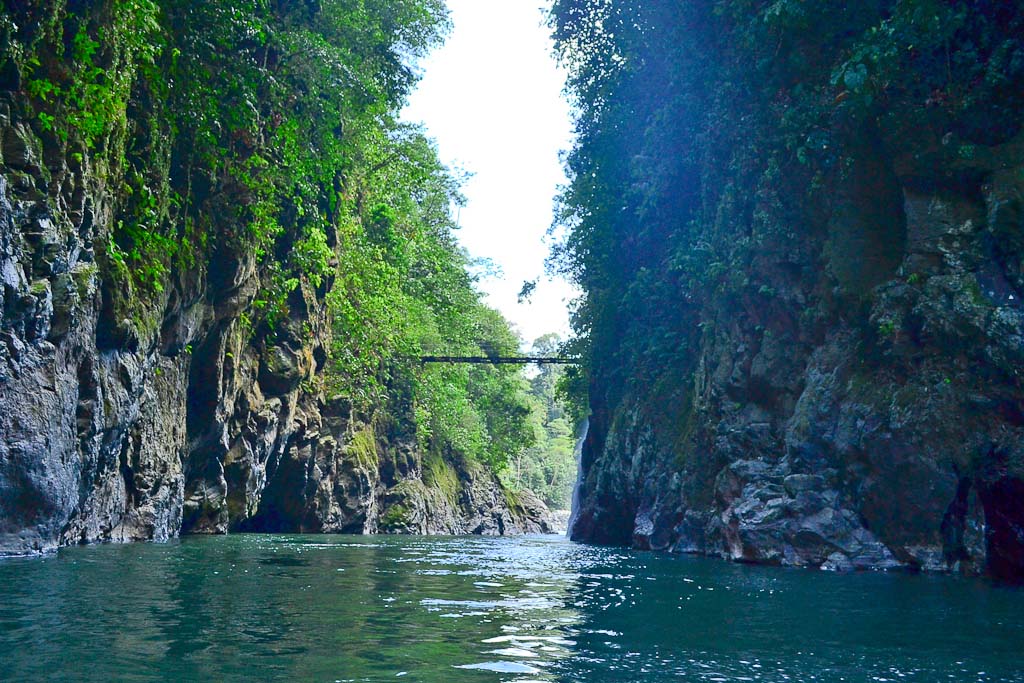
0, 535, 1022, 682
551, 548, 1024, 683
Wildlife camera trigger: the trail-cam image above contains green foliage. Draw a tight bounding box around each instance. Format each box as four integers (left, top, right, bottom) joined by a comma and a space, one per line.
25, 0, 162, 149
293, 226, 334, 289
15, 0, 172, 299
5, 0, 549, 483
548, 0, 1024, 419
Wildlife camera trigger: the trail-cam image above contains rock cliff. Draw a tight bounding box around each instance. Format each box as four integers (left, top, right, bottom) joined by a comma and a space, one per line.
0, 3, 550, 556
572, 144, 1024, 577
556, 1, 1024, 580
0, 105, 549, 555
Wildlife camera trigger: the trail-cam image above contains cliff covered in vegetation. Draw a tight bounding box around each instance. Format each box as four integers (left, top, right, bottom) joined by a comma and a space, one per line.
0, 0, 552, 555
553, 0, 1024, 579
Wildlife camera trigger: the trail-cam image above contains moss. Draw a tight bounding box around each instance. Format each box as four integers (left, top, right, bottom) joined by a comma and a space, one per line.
123, 294, 164, 341
500, 484, 524, 517
379, 502, 411, 531
423, 449, 459, 506
379, 479, 430, 532
877, 318, 898, 338
348, 426, 379, 471
963, 277, 987, 307
672, 389, 700, 468
71, 263, 98, 299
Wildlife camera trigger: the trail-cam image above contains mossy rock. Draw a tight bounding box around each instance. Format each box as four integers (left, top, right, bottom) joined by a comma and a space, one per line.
423, 449, 459, 505
258, 343, 303, 395
379, 502, 412, 531
379, 479, 429, 533
501, 484, 524, 517
71, 263, 98, 300
347, 426, 379, 471
29, 279, 50, 296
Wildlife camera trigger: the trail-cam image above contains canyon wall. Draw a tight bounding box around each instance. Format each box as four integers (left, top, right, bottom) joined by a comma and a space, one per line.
0, 1, 549, 555
555, 0, 1024, 579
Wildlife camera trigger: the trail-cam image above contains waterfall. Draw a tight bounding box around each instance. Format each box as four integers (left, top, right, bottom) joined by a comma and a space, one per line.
566, 416, 589, 538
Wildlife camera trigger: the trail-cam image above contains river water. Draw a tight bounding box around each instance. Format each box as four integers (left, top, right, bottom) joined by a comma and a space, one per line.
1, 534, 1022, 682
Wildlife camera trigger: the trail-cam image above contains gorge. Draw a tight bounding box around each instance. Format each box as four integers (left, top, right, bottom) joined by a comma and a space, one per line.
2, 1, 1024, 680
1, 0, 1023, 589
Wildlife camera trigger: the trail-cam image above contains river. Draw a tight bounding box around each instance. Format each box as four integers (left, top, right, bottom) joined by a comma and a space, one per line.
1, 534, 1022, 682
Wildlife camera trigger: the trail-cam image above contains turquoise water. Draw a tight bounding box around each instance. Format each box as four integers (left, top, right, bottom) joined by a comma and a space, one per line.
1, 534, 1022, 682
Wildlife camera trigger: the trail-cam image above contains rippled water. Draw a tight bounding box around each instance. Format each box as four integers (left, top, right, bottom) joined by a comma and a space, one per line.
1, 535, 1022, 682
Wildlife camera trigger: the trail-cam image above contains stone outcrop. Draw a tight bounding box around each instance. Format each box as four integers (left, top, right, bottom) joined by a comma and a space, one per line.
0, 92, 549, 556
572, 131, 1024, 580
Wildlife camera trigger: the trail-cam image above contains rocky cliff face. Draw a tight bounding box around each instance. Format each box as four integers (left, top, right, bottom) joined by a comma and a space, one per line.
0, 93, 549, 556
571, 132, 1024, 579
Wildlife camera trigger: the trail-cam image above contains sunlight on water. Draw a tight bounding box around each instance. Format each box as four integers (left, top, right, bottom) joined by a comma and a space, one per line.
1, 534, 1022, 682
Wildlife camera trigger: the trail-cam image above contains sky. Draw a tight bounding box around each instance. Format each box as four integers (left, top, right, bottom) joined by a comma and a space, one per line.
401, 0, 577, 349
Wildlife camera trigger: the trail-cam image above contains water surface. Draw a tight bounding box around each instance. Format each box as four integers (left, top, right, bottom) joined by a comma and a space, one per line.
1, 534, 1021, 681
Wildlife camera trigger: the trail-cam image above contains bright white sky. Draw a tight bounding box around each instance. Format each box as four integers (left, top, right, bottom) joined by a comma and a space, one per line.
401, 0, 577, 349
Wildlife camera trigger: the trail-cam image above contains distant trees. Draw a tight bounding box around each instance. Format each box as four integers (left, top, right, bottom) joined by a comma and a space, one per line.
504, 334, 577, 510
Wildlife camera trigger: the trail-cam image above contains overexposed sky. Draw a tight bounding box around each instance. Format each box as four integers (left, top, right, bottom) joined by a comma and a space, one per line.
402, 0, 577, 348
